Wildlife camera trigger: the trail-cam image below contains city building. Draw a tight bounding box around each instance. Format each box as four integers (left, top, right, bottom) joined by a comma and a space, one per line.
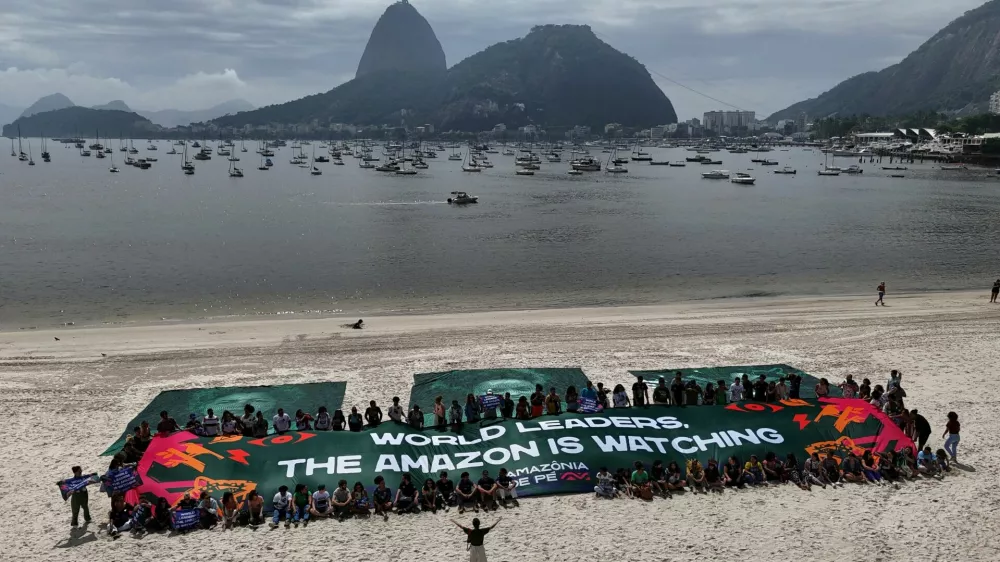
702, 110, 756, 133
990, 91, 1000, 115
649, 126, 666, 138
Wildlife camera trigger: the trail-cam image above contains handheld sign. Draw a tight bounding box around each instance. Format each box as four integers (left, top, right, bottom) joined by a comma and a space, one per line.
57, 474, 98, 501
100, 466, 144, 497
171, 508, 200, 531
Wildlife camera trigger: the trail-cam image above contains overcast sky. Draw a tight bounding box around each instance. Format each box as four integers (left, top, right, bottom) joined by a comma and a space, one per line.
0, 0, 985, 119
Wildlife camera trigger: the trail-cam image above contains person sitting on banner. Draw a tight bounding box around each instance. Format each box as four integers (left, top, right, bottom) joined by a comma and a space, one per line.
476, 470, 499, 511
465, 394, 482, 423
860, 451, 884, 485
136, 421, 153, 451
821, 453, 842, 486
456, 472, 478, 513
877, 451, 900, 482
198, 491, 221, 529
331, 409, 347, 431
684, 380, 702, 406
530, 384, 546, 417
185, 413, 203, 435
686, 460, 707, 493
814, 377, 831, 398
728, 378, 744, 403
565, 386, 579, 412
501, 392, 514, 419
703, 459, 724, 492
766, 381, 778, 402
495, 468, 518, 508
652, 378, 670, 405
449, 399, 464, 428
514, 397, 530, 420
581, 380, 597, 402
156, 410, 181, 436
744, 455, 766, 486
858, 378, 872, 401
59, 465, 93, 527
787, 372, 802, 399
612, 384, 630, 408
295, 409, 313, 431
273, 408, 292, 434
173, 491, 198, 512
352, 482, 371, 517
240, 405, 256, 437
421, 479, 444, 513
395, 474, 420, 514
839, 374, 860, 399
332, 480, 354, 520
202, 408, 221, 437
314, 406, 332, 431
840, 452, 866, 483
145, 497, 172, 532
387, 397, 405, 423
703, 383, 717, 406
631, 462, 653, 500
596, 382, 610, 410
752, 375, 768, 402
481, 390, 499, 419
434, 396, 447, 426
252, 411, 269, 437
220, 411, 240, 436
671, 373, 686, 406
107, 493, 135, 538
269, 485, 294, 529
594, 467, 617, 498
784, 454, 809, 490
407, 405, 425, 428
240, 490, 264, 526
348, 406, 364, 432
544, 387, 562, 415
221, 491, 240, 529
614, 468, 633, 498
666, 461, 687, 491
373, 477, 393, 521
723, 456, 745, 489
310, 484, 333, 519
437, 471, 456, 506
292, 483, 311, 526
762, 452, 784, 482
365, 400, 383, 428
776, 377, 790, 401
650, 460, 670, 498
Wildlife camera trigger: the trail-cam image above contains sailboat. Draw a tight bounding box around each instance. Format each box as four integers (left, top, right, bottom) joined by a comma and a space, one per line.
9, 138, 15, 157
96, 131, 106, 159
818, 150, 841, 176
27, 139, 35, 165
17, 126, 27, 160
41, 134, 51, 162
461, 150, 481, 172
241, 138, 248, 153
109, 147, 120, 173
228, 153, 244, 177
181, 143, 195, 173
258, 152, 268, 171
605, 146, 628, 173
310, 146, 322, 175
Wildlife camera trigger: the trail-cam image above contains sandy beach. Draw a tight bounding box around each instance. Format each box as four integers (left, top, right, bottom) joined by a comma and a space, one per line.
3, 291, 998, 562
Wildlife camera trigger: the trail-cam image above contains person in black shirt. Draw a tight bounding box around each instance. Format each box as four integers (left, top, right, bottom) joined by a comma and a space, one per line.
107, 494, 134, 537
788, 373, 801, 399
476, 470, 498, 511
704, 459, 723, 493
501, 393, 515, 419
632, 376, 649, 406
911, 409, 932, 450
372, 476, 393, 521
650, 460, 670, 498
452, 517, 502, 562
365, 400, 383, 427
420, 479, 445, 513
347, 407, 364, 432
752, 375, 769, 401
394, 474, 419, 514
436, 471, 456, 506
456, 471, 477, 513
652, 378, 670, 405
670, 373, 685, 406
596, 382, 610, 410
495, 468, 518, 507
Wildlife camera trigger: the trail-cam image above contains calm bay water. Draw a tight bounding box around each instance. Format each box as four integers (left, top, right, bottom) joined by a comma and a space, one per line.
1, 140, 999, 328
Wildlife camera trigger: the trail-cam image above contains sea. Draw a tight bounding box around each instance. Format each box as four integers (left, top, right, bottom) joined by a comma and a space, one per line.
2, 140, 999, 328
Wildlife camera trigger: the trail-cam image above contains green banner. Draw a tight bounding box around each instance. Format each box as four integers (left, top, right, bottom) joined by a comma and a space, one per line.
410, 368, 590, 425
630, 364, 842, 400
133, 398, 911, 509
104, 382, 346, 455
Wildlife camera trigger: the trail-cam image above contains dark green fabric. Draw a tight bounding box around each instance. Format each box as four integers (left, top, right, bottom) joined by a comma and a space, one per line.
103, 382, 346, 455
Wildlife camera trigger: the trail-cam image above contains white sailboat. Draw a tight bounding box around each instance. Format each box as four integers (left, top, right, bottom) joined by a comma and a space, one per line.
310, 146, 322, 175
109, 147, 120, 173
228, 153, 244, 177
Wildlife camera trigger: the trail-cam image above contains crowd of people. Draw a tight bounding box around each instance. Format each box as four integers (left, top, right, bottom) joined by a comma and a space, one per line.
73, 369, 960, 538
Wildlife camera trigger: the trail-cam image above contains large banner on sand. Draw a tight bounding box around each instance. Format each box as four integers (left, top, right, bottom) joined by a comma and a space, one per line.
134, 398, 911, 510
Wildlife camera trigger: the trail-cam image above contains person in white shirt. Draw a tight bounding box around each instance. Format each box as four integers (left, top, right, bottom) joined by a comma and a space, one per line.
273, 408, 292, 434
387, 397, 405, 423
314, 406, 332, 431
270, 485, 293, 528
310, 484, 333, 518
728, 378, 744, 403
202, 409, 220, 437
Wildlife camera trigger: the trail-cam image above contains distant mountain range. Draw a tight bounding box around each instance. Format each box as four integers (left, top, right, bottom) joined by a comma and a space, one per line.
1, 94, 254, 129
214, 9, 676, 132
770, 0, 1000, 120
2, 107, 158, 138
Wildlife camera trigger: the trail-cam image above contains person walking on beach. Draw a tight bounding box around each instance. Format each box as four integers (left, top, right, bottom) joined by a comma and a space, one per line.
991, 279, 1000, 303
453, 517, 501, 562
875, 282, 886, 306
943, 412, 960, 462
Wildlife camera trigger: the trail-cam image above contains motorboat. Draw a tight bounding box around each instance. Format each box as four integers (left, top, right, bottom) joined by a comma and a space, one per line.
761, 160, 779, 166
570, 156, 601, 171
731, 172, 756, 185
567, 169, 583, 175
448, 191, 478, 204
686, 155, 709, 162
701, 169, 730, 179
700, 159, 723, 165
940, 165, 967, 170
668, 162, 686, 167
515, 168, 535, 176
606, 164, 628, 173
773, 166, 797, 175
842, 165, 863, 174
882, 166, 907, 170
649, 161, 671, 165
817, 168, 841, 176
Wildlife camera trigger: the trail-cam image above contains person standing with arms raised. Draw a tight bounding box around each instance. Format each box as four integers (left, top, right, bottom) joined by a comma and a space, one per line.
453, 517, 501, 562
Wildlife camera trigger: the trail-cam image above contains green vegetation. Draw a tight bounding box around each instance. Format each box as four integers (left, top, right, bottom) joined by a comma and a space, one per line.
2, 107, 159, 138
